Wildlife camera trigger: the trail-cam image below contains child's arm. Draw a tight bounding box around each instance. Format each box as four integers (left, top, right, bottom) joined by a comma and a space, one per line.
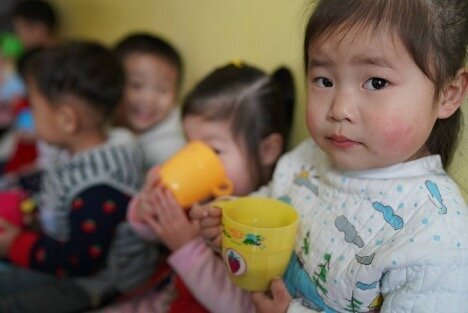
168, 236, 256, 313
141, 188, 255, 312
5, 185, 130, 276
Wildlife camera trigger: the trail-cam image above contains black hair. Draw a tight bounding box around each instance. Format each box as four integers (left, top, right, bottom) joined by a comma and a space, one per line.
114, 32, 183, 87
25, 41, 124, 117
16, 47, 43, 78
304, 0, 468, 168
182, 62, 295, 186
13, 0, 57, 31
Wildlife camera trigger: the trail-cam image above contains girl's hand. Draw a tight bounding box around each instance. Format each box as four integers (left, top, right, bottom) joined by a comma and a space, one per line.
189, 202, 223, 252
252, 278, 292, 313
136, 166, 163, 222
0, 218, 21, 257
143, 187, 200, 251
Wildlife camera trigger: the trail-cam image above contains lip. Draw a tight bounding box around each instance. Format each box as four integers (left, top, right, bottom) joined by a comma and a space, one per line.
327, 135, 360, 149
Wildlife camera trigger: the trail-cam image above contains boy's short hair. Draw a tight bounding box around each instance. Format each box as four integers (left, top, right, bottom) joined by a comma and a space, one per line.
13, 0, 57, 31
114, 33, 183, 87
26, 41, 124, 116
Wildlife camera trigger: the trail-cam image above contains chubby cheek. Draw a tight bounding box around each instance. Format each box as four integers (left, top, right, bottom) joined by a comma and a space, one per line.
373, 117, 423, 157
226, 168, 255, 196
306, 106, 325, 144
305, 105, 318, 136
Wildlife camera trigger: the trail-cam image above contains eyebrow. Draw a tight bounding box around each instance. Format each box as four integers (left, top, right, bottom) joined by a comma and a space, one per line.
308, 55, 395, 70
350, 56, 395, 69
308, 57, 333, 69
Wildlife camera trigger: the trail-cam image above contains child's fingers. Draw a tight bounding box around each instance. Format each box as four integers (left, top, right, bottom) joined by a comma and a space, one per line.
251, 291, 271, 312
251, 278, 291, 313
207, 205, 222, 218
270, 278, 292, 304
189, 203, 222, 220
191, 218, 201, 232
199, 216, 222, 229
162, 187, 183, 215
146, 166, 161, 184
189, 203, 207, 220
212, 235, 222, 251
200, 226, 222, 240
142, 213, 163, 235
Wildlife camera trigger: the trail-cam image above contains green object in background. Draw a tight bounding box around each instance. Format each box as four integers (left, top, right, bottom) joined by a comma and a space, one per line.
0, 33, 23, 60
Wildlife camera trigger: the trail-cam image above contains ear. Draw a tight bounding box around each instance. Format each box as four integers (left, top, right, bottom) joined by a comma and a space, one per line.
56, 104, 79, 134
437, 68, 468, 119
259, 133, 284, 167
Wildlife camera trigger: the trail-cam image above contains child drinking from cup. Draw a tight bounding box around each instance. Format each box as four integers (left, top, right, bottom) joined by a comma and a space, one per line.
114, 33, 186, 170
0, 41, 146, 312
102, 61, 295, 312
194, 0, 468, 312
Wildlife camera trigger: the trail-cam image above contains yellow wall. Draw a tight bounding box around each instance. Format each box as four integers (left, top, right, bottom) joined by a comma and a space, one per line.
48, 0, 467, 201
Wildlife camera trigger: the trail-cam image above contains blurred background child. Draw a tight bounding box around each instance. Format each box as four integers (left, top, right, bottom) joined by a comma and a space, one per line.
0, 32, 24, 168
114, 33, 186, 170
12, 0, 57, 52
101, 61, 295, 312
0, 41, 147, 313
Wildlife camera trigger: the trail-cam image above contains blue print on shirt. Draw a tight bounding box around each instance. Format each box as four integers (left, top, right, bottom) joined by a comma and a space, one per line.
425, 180, 447, 214
356, 280, 378, 290
284, 253, 338, 313
372, 202, 404, 230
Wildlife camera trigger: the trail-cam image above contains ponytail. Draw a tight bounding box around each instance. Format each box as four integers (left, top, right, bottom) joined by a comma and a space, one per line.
271, 66, 296, 147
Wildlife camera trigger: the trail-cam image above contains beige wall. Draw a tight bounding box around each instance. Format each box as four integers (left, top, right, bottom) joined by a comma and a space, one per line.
48, 0, 467, 201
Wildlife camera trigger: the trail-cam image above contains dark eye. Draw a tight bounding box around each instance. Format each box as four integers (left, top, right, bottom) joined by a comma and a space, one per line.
363, 78, 388, 90
315, 77, 333, 88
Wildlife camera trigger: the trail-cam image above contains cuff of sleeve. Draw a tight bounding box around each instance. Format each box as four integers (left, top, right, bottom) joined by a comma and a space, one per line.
8, 231, 39, 267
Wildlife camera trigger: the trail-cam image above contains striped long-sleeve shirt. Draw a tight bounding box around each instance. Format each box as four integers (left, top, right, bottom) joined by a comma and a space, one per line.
8, 133, 148, 285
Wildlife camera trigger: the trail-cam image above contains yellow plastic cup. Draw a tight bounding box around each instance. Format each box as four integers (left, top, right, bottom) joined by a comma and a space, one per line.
215, 196, 298, 291
160, 140, 234, 208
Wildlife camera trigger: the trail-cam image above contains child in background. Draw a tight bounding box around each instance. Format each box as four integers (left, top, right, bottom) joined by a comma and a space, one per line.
12, 0, 57, 51
0, 41, 146, 313
114, 33, 186, 170
102, 61, 295, 313
194, 0, 468, 312
12, 0, 61, 176
0, 32, 24, 166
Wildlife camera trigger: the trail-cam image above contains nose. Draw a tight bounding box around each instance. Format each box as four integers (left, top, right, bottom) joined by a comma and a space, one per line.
141, 87, 159, 106
328, 89, 355, 122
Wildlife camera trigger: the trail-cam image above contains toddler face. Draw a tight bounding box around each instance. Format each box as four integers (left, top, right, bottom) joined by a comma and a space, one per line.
182, 115, 256, 196
13, 18, 39, 50
121, 53, 178, 134
306, 28, 440, 171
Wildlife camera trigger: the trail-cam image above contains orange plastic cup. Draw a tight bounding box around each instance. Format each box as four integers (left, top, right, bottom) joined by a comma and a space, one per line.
160, 140, 234, 208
